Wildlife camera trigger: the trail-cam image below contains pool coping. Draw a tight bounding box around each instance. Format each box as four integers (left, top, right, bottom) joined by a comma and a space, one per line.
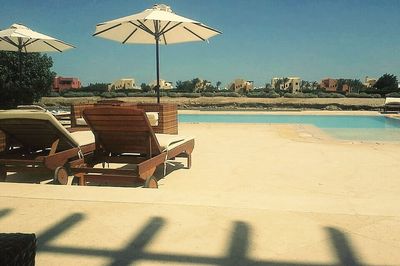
178, 110, 384, 116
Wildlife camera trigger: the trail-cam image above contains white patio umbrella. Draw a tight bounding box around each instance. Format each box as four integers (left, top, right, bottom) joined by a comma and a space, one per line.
93, 4, 221, 103
0, 23, 75, 75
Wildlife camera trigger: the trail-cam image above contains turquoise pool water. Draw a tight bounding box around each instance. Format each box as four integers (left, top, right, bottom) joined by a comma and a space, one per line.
179, 114, 400, 142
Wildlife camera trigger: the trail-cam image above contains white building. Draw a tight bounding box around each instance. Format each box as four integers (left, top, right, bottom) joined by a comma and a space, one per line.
108, 78, 136, 91
271, 77, 301, 93
149, 79, 173, 90
363, 76, 377, 88
229, 79, 254, 93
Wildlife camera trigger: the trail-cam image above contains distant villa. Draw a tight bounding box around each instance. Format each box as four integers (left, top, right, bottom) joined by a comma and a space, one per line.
52, 76, 81, 93
363, 76, 377, 88
149, 79, 173, 90
271, 77, 301, 93
229, 79, 254, 93
108, 78, 136, 91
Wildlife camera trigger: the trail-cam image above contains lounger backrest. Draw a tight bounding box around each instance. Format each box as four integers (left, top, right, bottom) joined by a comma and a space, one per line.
0, 110, 78, 151
82, 107, 162, 156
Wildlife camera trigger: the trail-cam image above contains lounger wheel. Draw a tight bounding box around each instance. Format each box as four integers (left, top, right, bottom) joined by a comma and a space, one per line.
143, 176, 158, 189
54, 166, 72, 185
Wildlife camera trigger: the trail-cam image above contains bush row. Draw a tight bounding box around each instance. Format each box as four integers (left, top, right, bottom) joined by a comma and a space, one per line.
47, 91, 388, 99
385, 92, 400, 98
346, 93, 381, 98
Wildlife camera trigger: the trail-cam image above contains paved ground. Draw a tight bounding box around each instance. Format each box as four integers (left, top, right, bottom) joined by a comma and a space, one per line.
1, 114, 400, 265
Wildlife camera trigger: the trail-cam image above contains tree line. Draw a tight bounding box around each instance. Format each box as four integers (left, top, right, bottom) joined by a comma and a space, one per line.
0, 51, 399, 108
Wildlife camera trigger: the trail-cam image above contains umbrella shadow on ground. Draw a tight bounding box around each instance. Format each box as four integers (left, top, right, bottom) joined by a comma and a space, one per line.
0, 208, 371, 266
0, 208, 13, 219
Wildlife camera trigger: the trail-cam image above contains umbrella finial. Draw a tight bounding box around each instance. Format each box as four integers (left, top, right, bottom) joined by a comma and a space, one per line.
153, 4, 172, 12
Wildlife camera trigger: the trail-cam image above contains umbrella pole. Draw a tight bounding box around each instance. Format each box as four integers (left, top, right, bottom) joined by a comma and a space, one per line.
18, 40, 23, 79
18, 50, 22, 78
156, 37, 160, 104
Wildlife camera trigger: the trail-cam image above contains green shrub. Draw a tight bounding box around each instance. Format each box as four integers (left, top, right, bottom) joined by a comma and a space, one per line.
114, 88, 142, 94
167, 92, 201, 98
63, 91, 94, 97
114, 92, 127, 97
346, 93, 381, 98
247, 91, 280, 98
202, 92, 215, 97
385, 92, 400, 98
47, 91, 60, 97
283, 93, 318, 98
184, 93, 202, 98
317, 92, 345, 98
167, 92, 183, 98
100, 92, 127, 98
213, 92, 240, 97
100, 92, 113, 98
127, 92, 157, 97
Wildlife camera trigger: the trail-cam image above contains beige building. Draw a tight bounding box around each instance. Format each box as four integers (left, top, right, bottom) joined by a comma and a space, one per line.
320, 78, 338, 92
229, 79, 254, 93
363, 76, 377, 88
271, 77, 301, 93
149, 79, 173, 90
108, 78, 136, 91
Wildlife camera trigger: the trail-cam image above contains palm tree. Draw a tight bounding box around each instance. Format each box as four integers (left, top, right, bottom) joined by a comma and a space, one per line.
216, 81, 221, 90
283, 77, 289, 91
274, 79, 282, 90
312, 81, 319, 90
300, 80, 310, 92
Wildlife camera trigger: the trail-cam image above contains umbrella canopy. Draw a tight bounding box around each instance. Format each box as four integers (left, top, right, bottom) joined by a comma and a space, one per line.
0, 23, 75, 76
93, 4, 221, 103
0, 23, 74, 53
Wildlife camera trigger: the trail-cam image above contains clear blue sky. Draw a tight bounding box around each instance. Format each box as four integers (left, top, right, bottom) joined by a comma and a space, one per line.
2, 0, 400, 87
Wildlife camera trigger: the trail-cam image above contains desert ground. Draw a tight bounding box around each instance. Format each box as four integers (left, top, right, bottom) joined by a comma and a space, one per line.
1, 110, 400, 265
39, 96, 385, 111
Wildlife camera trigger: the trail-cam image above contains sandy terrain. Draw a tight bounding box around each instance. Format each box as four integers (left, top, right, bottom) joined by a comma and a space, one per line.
1, 112, 400, 265
40, 96, 385, 110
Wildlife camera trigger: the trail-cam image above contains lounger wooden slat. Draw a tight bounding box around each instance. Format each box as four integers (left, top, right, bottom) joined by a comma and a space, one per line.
0, 159, 39, 164
89, 125, 151, 132
70, 102, 179, 134
84, 116, 149, 121
92, 156, 148, 164
74, 167, 136, 175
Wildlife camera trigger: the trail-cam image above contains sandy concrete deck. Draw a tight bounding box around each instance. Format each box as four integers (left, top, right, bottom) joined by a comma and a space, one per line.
1, 117, 400, 265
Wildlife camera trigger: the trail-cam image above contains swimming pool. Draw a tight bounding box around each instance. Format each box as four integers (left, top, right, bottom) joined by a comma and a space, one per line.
179, 114, 400, 142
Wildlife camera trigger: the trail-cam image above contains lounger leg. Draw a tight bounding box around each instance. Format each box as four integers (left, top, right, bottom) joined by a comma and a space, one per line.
0, 165, 6, 181
187, 153, 192, 169
75, 173, 85, 186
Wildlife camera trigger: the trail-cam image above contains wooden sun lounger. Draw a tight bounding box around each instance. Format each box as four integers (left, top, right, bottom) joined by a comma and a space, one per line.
72, 106, 194, 188
0, 109, 95, 184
